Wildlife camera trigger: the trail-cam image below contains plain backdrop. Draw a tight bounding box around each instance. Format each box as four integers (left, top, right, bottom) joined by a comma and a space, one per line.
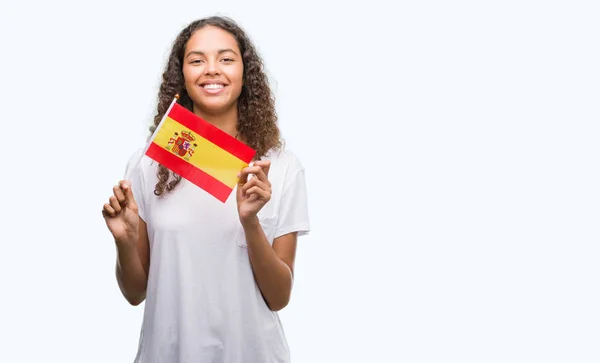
0, 0, 599, 362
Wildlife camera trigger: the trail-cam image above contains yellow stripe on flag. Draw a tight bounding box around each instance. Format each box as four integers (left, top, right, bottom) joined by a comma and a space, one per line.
153, 117, 249, 188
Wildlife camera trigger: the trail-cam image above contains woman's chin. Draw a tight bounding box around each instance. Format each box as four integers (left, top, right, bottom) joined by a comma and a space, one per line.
194, 101, 236, 116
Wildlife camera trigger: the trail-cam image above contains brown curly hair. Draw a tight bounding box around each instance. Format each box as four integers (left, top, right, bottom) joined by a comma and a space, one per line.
149, 16, 282, 196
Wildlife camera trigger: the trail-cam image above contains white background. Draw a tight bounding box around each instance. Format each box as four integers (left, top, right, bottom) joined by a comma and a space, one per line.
1, 0, 599, 362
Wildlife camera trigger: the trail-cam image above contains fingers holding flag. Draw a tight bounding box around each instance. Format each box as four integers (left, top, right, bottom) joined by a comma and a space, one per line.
236, 160, 272, 219
251, 159, 271, 179
239, 160, 271, 184
241, 176, 271, 200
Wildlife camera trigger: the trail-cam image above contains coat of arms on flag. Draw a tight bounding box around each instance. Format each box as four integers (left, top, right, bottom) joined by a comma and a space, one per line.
166, 131, 197, 161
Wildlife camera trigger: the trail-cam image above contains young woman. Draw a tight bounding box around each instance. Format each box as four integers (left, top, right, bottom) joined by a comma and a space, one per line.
101, 16, 310, 362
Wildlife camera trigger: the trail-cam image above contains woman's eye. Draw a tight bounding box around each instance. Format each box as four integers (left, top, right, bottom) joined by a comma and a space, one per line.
190, 59, 203, 64
222, 58, 234, 62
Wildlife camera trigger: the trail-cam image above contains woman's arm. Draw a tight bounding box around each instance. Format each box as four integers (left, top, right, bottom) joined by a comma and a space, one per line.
115, 218, 150, 306
237, 160, 298, 311
104, 181, 151, 306
242, 218, 297, 311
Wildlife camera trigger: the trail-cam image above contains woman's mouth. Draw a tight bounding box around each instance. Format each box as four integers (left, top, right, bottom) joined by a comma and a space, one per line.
200, 83, 227, 94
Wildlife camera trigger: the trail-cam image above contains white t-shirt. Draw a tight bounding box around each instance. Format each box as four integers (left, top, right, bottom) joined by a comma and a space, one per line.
123, 146, 310, 363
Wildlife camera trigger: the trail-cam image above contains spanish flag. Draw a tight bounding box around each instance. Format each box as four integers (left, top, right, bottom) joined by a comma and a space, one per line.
143, 96, 256, 202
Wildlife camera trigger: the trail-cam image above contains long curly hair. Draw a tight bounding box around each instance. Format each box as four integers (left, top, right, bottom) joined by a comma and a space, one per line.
149, 16, 282, 196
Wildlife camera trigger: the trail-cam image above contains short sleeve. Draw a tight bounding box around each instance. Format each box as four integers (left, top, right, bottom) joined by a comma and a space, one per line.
275, 168, 310, 239
123, 149, 147, 222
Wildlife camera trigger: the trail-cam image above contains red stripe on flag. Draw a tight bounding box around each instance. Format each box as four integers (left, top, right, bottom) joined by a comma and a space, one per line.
145, 143, 234, 202
168, 103, 256, 163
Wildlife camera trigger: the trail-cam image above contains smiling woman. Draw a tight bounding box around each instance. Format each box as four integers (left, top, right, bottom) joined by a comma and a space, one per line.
101, 16, 310, 363
150, 17, 282, 197
182, 26, 245, 122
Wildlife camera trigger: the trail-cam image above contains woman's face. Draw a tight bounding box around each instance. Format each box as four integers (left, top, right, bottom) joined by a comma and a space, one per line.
182, 25, 244, 117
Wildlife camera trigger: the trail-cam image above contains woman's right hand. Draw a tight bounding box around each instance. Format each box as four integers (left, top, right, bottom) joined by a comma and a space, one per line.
102, 180, 140, 245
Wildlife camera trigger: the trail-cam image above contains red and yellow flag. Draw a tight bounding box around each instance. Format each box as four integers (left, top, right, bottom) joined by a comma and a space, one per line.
144, 98, 256, 202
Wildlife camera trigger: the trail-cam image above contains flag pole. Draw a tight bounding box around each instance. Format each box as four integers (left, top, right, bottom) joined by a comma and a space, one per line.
142, 93, 180, 156
125, 94, 180, 181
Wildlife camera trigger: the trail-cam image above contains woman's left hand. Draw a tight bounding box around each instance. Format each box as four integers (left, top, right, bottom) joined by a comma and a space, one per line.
236, 160, 272, 223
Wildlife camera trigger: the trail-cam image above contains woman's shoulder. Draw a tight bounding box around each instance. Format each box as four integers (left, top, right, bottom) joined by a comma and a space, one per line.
263, 145, 305, 174
123, 147, 158, 180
